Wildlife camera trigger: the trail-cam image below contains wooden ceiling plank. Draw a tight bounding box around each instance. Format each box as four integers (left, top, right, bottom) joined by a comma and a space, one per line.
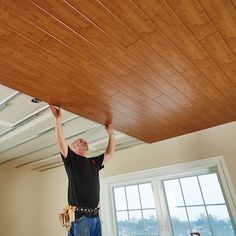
126, 39, 225, 118
51, 90, 112, 119
0, 47, 68, 92
0, 46, 42, 80
145, 103, 204, 133
109, 108, 177, 139
109, 119, 157, 142
0, 5, 86, 64
3, 0, 132, 78
27, 0, 176, 108
111, 92, 202, 133
166, 0, 217, 40
133, 0, 236, 109
164, 73, 232, 123
162, 0, 236, 118
55, 0, 232, 125
39, 35, 146, 100
0, 29, 95, 95
0, 0, 235, 143
0, 18, 139, 101
0, 2, 47, 42
115, 96, 204, 139
199, 0, 236, 56
4, 0, 201, 115
133, 0, 206, 60
78, 32, 200, 109
0, 57, 100, 109
141, 29, 235, 121
46, 86, 125, 129
99, 46, 194, 104
53, 0, 139, 47
0, 27, 171, 142
141, 30, 193, 73
6, 0, 197, 108
77, 97, 160, 142
98, 0, 156, 36
38, 38, 169, 110
0, 61, 58, 101
50, 0, 229, 125
127, 64, 218, 124
127, 39, 177, 78
0, 28, 121, 101
111, 92, 174, 120
33, 0, 138, 47
200, 32, 236, 87
0, 5, 148, 101
37, 33, 166, 103
37, 35, 161, 100
153, 94, 211, 129
0, 27, 77, 78
181, 68, 235, 120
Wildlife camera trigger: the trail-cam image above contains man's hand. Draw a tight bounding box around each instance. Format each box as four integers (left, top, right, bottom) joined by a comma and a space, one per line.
103, 124, 115, 164
105, 124, 114, 136
49, 105, 61, 120
49, 104, 68, 158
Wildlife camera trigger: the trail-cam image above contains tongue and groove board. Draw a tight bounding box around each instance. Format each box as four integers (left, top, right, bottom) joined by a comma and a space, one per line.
0, 0, 236, 143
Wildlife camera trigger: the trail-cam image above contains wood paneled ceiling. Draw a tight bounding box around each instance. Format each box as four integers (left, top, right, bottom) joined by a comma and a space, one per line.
0, 0, 236, 143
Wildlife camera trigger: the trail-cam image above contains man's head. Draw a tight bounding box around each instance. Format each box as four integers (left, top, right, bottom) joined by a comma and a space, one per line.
71, 138, 89, 157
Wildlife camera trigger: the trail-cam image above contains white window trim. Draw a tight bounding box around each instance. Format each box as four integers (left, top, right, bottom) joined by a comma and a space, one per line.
100, 156, 236, 236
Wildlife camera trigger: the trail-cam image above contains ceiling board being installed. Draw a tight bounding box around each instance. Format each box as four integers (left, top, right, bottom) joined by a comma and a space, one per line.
0, 0, 236, 143
0, 85, 143, 171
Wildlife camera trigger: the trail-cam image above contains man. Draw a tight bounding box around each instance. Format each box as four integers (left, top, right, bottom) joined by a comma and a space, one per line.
50, 105, 115, 236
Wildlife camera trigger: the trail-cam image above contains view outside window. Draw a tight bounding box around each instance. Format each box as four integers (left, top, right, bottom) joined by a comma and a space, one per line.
163, 173, 235, 236
113, 183, 160, 236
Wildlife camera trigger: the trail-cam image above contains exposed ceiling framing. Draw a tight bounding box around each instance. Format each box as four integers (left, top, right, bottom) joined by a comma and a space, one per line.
0, 85, 143, 171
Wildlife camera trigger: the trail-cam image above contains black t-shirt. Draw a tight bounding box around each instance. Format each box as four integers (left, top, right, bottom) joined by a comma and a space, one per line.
61, 146, 104, 208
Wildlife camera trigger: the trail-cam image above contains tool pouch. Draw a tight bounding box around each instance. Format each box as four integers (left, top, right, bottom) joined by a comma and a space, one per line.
58, 205, 75, 231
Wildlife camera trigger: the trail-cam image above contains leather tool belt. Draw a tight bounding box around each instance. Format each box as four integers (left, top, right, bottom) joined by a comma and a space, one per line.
75, 206, 100, 219
58, 205, 100, 231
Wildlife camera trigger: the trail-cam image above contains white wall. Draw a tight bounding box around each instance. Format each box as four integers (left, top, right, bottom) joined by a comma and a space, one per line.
1, 121, 236, 236
102, 121, 236, 191
37, 166, 68, 236
0, 168, 40, 236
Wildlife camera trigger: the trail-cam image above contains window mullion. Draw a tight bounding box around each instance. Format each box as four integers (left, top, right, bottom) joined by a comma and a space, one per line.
153, 178, 172, 236
137, 184, 146, 236
179, 178, 192, 233
124, 186, 131, 236
197, 176, 214, 236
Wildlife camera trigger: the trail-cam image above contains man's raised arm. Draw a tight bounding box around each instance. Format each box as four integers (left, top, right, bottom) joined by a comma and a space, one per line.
103, 124, 115, 164
49, 105, 68, 158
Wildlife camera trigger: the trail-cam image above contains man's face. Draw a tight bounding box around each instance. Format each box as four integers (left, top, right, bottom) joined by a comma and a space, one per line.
73, 138, 89, 154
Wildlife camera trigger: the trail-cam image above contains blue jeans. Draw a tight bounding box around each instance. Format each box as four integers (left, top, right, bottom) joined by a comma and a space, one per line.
68, 216, 102, 236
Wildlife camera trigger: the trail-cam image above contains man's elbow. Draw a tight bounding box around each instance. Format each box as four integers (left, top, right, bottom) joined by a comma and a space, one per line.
58, 144, 68, 158
104, 152, 114, 163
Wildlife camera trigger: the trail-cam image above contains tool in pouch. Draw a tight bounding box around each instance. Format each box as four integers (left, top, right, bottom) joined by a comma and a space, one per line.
58, 205, 75, 231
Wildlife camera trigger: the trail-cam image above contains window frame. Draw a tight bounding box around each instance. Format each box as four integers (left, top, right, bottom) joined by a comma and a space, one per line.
113, 182, 160, 235
100, 156, 236, 236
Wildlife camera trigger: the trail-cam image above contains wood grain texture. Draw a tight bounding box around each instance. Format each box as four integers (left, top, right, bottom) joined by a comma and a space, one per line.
0, 0, 236, 143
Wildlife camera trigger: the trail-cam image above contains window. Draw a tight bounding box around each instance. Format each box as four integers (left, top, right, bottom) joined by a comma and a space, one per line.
101, 157, 236, 236
163, 173, 235, 236
113, 183, 159, 235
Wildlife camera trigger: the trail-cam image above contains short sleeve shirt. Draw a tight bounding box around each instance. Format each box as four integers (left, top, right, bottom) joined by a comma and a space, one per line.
62, 146, 104, 208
